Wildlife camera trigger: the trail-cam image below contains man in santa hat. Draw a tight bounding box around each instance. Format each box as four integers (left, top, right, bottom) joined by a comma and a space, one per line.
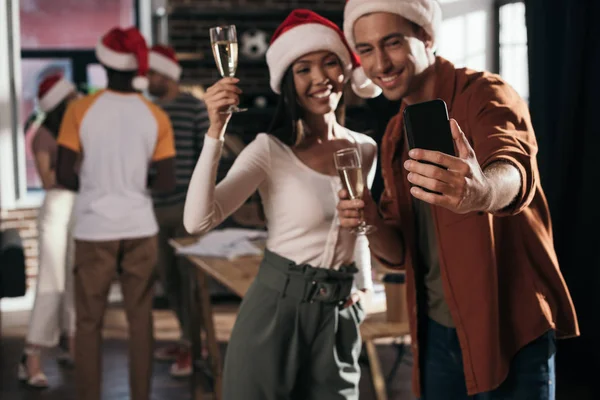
56, 26, 176, 400
146, 44, 209, 378
337, 1, 578, 399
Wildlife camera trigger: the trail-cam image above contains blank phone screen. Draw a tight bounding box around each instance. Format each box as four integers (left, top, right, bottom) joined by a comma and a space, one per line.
404, 99, 456, 157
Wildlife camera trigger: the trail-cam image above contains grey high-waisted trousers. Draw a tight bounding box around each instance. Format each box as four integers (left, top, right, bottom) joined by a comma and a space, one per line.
222, 249, 365, 400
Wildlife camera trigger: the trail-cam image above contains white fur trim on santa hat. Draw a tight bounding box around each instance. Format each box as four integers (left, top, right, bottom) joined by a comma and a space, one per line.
95, 40, 138, 71
149, 51, 182, 81
266, 23, 353, 94
344, 0, 442, 50
38, 78, 76, 113
132, 76, 149, 91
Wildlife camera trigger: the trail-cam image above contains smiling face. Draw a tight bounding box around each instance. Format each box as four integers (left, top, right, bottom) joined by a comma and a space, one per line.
292, 50, 345, 117
352, 12, 434, 101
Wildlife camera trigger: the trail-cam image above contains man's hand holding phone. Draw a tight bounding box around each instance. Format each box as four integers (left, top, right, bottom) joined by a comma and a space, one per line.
404, 118, 494, 214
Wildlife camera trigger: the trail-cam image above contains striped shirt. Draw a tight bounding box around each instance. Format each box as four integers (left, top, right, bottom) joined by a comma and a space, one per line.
153, 92, 210, 207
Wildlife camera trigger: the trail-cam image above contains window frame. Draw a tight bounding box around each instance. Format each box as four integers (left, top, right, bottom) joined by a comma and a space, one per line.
493, 0, 526, 73
1, 0, 149, 210
493, 0, 529, 103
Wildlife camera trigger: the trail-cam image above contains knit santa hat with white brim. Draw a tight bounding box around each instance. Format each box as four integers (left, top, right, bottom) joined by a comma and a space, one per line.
266, 9, 381, 99
149, 44, 182, 82
95, 26, 150, 91
37, 74, 76, 113
343, 0, 443, 51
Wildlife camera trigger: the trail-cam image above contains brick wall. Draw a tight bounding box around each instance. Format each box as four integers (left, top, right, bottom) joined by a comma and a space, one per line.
0, 207, 39, 288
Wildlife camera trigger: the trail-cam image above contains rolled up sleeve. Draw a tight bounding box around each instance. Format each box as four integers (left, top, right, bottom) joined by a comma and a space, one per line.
468, 79, 539, 216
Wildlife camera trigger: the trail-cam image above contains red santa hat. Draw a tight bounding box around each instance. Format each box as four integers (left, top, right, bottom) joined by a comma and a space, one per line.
37, 74, 76, 113
343, 0, 443, 50
149, 44, 182, 81
95, 27, 149, 91
265, 9, 381, 99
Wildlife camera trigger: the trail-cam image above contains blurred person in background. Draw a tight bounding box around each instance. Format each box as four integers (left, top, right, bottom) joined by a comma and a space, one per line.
56, 27, 176, 400
147, 44, 210, 378
19, 74, 79, 389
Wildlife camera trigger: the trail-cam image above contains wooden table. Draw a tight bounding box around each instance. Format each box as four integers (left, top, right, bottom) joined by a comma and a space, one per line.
170, 237, 410, 400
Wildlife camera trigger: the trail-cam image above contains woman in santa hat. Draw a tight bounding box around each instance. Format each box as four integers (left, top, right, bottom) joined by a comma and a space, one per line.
19, 74, 79, 389
184, 9, 381, 399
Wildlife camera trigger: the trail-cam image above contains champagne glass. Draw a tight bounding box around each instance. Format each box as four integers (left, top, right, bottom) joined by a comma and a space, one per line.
334, 148, 376, 235
209, 25, 247, 113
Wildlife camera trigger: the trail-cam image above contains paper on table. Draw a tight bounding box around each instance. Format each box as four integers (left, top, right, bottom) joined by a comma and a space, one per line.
177, 228, 267, 260
224, 239, 264, 259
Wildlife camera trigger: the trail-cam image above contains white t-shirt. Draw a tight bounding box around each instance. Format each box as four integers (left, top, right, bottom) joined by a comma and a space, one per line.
183, 129, 377, 290
57, 89, 175, 241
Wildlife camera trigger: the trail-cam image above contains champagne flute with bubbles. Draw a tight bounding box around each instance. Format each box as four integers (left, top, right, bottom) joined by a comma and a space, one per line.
209, 24, 247, 113
334, 148, 376, 235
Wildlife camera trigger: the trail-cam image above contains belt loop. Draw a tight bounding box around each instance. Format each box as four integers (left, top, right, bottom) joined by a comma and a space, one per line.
280, 275, 290, 298
306, 280, 318, 303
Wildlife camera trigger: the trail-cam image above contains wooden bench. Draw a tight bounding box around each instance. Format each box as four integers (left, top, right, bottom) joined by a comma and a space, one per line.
170, 237, 409, 400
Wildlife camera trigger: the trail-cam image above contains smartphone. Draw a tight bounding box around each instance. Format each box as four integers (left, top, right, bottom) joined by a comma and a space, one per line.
403, 98, 455, 160
403, 99, 455, 194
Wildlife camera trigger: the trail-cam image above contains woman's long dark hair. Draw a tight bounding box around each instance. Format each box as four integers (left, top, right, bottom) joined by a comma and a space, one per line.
267, 65, 346, 147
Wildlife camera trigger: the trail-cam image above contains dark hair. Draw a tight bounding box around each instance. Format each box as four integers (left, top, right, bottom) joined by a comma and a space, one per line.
104, 66, 136, 80
267, 65, 346, 147
409, 20, 421, 34
42, 99, 69, 138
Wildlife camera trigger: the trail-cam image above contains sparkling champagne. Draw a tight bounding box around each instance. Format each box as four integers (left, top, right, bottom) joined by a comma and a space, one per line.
212, 40, 238, 77
338, 167, 364, 200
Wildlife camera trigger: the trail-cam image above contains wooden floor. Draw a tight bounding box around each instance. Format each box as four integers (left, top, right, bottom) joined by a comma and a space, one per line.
0, 302, 416, 400
1, 302, 592, 400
